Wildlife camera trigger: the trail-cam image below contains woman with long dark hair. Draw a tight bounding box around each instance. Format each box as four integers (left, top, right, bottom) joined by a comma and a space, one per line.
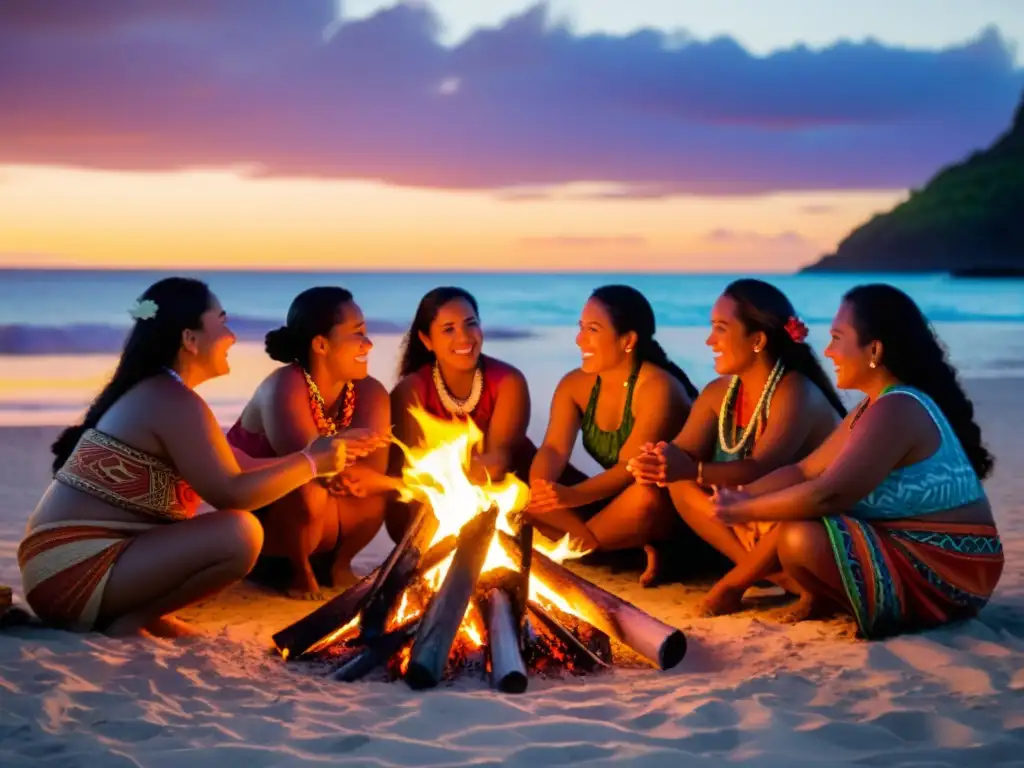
227, 287, 391, 599
705, 284, 1002, 637
19, 278, 362, 637
526, 285, 697, 560
629, 278, 845, 598
386, 287, 530, 541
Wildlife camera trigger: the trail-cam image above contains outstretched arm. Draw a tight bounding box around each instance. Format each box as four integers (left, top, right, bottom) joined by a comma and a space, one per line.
719, 396, 917, 522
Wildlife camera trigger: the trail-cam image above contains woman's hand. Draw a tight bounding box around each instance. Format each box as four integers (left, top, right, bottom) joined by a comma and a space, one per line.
337, 428, 391, 466
336, 465, 402, 498
305, 435, 349, 476
527, 480, 584, 514
627, 441, 695, 486
709, 486, 754, 525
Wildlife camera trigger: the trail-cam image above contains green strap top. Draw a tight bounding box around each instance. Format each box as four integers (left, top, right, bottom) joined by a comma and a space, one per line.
581, 363, 641, 470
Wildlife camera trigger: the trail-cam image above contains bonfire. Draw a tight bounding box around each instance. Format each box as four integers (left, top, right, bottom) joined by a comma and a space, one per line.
273, 408, 687, 692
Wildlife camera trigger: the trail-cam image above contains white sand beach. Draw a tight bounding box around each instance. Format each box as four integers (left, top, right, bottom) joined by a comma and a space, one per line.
1, 373, 1022, 766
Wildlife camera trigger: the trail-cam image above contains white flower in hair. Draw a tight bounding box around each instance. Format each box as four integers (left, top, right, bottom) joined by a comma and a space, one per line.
129, 298, 159, 320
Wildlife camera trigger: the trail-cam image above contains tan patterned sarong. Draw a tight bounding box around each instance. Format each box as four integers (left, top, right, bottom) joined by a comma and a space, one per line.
18, 521, 155, 631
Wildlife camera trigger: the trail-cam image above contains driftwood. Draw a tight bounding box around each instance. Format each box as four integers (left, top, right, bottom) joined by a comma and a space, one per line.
359, 508, 440, 639
333, 618, 420, 682
499, 531, 686, 670
404, 505, 498, 690
526, 601, 609, 672
272, 511, 448, 659
484, 588, 528, 693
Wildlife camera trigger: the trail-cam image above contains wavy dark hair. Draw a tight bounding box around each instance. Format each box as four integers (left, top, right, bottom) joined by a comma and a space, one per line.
398, 287, 480, 378
724, 278, 846, 416
843, 283, 993, 479
590, 285, 699, 399
265, 286, 354, 371
51, 277, 214, 474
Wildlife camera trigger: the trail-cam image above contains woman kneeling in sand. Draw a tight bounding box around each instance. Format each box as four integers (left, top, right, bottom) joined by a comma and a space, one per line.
629, 279, 845, 601
19, 278, 365, 637
228, 287, 392, 599
525, 285, 698, 559
386, 287, 531, 542
704, 284, 1003, 637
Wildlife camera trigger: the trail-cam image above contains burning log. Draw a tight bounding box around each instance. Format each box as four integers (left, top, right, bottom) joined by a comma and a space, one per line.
272, 512, 448, 660
483, 588, 528, 693
359, 507, 439, 639
404, 505, 498, 690
332, 618, 420, 682
533, 600, 612, 664
510, 523, 533, 632
499, 531, 687, 670
526, 601, 609, 672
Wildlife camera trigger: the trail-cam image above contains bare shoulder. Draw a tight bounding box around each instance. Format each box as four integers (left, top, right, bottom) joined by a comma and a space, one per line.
489, 357, 528, 392
555, 367, 590, 405
262, 363, 305, 404
701, 375, 732, 400
134, 376, 213, 433
636, 363, 676, 398
355, 375, 389, 406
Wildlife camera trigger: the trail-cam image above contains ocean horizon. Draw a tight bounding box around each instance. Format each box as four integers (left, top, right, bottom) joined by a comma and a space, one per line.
2, 268, 1023, 427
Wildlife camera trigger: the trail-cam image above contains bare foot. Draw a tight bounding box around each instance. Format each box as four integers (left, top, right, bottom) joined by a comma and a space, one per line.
287, 564, 324, 601
778, 592, 831, 623
329, 561, 359, 591
698, 579, 746, 617
639, 545, 663, 588
146, 616, 202, 639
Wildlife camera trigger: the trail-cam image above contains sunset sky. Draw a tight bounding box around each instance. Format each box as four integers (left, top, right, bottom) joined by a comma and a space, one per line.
1, 0, 1022, 272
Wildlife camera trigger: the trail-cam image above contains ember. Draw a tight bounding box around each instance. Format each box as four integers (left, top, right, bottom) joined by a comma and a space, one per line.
273, 407, 687, 692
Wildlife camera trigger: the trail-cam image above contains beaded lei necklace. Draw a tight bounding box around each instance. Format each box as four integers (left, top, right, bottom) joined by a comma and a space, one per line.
432, 362, 483, 417
718, 358, 785, 455
300, 366, 355, 435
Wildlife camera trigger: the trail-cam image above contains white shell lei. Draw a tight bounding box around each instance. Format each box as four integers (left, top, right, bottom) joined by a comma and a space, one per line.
432, 363, 483, 417
717, 359, 785, 455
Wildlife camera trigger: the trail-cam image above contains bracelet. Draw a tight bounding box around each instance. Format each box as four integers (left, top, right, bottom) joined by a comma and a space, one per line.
301, 448, 318, 478
696, 460, 704, 486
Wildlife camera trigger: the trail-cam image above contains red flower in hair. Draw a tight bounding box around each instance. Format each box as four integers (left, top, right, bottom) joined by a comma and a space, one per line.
784, 316, 809, 343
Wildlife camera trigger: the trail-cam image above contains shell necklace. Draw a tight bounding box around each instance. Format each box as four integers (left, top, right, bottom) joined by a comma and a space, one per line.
433, 363, 483, 417
718, 358, 785, 455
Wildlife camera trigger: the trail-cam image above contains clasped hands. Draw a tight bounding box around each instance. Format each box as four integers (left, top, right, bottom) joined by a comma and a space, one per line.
626, 441, 695, 487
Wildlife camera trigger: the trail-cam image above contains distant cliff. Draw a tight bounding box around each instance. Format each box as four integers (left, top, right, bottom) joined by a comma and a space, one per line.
803, 92, 1024, 274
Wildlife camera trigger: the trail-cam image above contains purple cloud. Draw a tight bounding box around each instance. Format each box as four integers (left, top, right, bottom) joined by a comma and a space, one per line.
0, 1, 1021, 195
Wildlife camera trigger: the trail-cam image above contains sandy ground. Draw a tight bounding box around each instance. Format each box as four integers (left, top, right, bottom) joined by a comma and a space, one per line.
1, 379, 1022, 767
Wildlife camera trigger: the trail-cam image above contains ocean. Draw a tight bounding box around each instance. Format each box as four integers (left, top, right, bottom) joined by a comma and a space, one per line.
2, 269, 1023, 428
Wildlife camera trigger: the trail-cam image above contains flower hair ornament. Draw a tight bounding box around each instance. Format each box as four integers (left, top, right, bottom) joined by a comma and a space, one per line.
784, 315, 809, 343
129, 298, 159, 321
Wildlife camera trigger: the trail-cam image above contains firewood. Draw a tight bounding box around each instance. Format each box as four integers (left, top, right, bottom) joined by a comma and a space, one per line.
526, 601, 609, 672
498, 531, 687, 670
483, 588, 528, 693
404, 505, 498, 690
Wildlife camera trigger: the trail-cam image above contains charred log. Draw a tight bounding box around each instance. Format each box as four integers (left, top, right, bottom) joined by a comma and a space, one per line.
333, 619, 420, 682
484, 588, 528, 693
499, 531, 686, 670
404, 505, 498, 690
526, 601, 609, 672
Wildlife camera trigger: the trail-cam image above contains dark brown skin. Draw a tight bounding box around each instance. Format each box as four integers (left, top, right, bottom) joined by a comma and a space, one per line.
27, 298, 359, 638
702, 300, 995, 622
234, 301, 392, 599
628, 293, 841, 601
526, 297, 692, 559
385, 297, 531, 543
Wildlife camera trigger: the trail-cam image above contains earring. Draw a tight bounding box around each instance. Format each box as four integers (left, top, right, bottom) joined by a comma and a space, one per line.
625, 347, 633, 353
869, 361, 877, 369
753, 346, 761, 354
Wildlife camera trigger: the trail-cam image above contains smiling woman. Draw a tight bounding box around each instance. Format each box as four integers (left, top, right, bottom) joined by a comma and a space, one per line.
226, 287, 394, 600
386, 286, 532, 542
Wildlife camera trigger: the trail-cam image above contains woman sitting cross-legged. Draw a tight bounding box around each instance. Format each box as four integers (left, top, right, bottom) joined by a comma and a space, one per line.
386, 286, 530, 542
227, 287, 392, 599
18, 278, 363, 638
526, 285, 698, 561
628, 279, 846, 598
704, 284, 1003, 638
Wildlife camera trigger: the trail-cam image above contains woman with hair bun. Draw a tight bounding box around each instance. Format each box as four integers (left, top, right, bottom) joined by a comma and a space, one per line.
227, 287, 392, 600
19, 278, 361, 637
